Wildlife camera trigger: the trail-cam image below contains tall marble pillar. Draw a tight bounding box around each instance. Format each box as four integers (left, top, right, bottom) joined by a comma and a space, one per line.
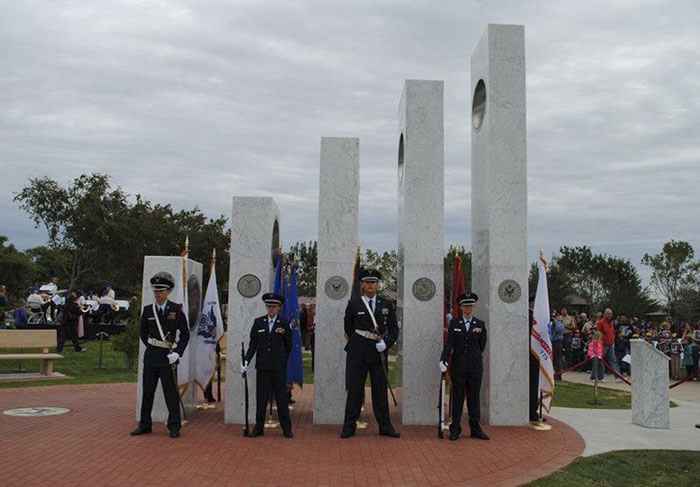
225, 197, 280, 424
136, 255, 203, 422
631, 339, 670, 429
397, 80, 444, 425
470, 24, 528, 426
314, 137, 360, 424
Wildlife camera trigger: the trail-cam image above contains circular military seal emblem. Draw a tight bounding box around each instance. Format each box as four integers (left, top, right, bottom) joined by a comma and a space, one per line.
412, 277, 436, 302
237, 274, 261, 298
498, 279, 521, 304
3, 407, 71, 417
325, 276, 349, 300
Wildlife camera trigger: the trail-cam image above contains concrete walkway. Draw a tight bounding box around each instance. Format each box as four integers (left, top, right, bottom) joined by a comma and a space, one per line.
550, 370, 700, 456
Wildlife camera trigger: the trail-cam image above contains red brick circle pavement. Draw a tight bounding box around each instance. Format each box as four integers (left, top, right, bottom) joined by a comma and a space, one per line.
0, 383, 582, 486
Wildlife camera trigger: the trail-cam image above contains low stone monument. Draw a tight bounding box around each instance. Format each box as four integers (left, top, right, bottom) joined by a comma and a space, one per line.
397, 80, 444, 424
225, 196, 280, 424
631, 339, 670, 429
470, 24, 528, 426
136, 255, 203, 422
314, 137, 360, 424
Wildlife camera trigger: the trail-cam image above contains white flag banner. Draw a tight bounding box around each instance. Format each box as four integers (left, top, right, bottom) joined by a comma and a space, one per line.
532, 255, 555, 412
195, 262, 224, 390
176, 250, 190, 390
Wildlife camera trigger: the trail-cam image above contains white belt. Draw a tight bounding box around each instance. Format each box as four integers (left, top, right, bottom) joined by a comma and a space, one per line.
355, 329, 382, 341
147, 337, 173, 349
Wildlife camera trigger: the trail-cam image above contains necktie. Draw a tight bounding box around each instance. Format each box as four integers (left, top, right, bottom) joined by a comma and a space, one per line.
370, 298, 375, 312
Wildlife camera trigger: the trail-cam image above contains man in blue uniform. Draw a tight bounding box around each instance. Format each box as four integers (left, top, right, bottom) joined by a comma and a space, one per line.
241, 292, 293, 438
440, 292, 489, 441
340, 269, 400, 439
131, 271, 189, 438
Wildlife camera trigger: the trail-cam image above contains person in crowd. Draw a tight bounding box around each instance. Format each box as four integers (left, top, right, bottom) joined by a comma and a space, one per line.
571, 330, 584, 370
597, 308, 622, 381
13, 298, 29, 329
97, 289, 117, 324
581, 313, 595, 340
45, 276, 59, 321
614, 329, 630, 376
241, 292, 293, 439
681, 322, 694, 340
681, 336, 696, 379
89, 290, 99, 301
550, 315, 564, 381
27, 286, 49, 320
0, 284, 7, 328
76, 288, 85, 308
560, 307, 576, 367
588, 331, 605, 382
105, 283, 116, 300
669, 333, 682, 380
299, 304, 309, 350
131, 271, 189, 439
307, 303, 316, 370
56, 291, 85, 353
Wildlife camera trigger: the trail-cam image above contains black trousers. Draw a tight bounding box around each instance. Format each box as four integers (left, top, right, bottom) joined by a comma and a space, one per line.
342, 356, 392, 434
140, 363, 181, 431
56, 324, 81, 352
255, 369, 291, 434
450, 370, 482, 434
552, 340, 563, 380
529, 353, 540, 421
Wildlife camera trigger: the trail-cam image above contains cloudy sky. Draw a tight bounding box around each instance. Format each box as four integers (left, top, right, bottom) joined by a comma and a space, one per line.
2, 0, 699, 278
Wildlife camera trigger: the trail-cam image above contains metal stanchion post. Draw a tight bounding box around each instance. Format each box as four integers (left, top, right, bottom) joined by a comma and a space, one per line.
588, 357, 603, 405
95, 332, 107, 369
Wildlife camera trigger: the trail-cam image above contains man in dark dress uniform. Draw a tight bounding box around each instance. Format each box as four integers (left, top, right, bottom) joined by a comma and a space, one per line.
528, 292, 540, 423
241, 292, 293, 438
340, 269, 400, 439
131, 271, 190, 438
440, 292, 489, 441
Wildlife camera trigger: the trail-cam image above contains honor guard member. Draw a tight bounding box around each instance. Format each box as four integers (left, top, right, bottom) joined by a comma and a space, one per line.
131, 271, 189, 439
241, 293, 293, 438
440, 292, 489, 440
340, 269, 400, 439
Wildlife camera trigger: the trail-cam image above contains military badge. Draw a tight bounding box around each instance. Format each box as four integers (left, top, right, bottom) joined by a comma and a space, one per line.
382, 308, 389, 315
275, 327, 286, 334
167, 312, 176, 320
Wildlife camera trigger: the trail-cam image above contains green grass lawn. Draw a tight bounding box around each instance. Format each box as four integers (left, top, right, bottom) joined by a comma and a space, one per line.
0, 340, 137, 389
524, 450, 700, 487
551, 381, 677, 409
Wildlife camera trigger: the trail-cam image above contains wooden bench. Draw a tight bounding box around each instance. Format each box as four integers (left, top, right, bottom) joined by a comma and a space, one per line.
0, 330, 64, 375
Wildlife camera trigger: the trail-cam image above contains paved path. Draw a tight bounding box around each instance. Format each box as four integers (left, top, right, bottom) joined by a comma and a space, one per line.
0, 383, 583, 486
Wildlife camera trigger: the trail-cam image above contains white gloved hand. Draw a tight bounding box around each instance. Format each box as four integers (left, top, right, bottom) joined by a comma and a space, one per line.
439, 361, 448, 373
167, 352, 179, 365
376, 339, 387, 353
240, 361, 248, 374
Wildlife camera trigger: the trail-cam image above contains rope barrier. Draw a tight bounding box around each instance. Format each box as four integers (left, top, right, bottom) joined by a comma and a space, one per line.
554, 357, 592, 376
599, 358, 632, 385
669, 369, 700, 389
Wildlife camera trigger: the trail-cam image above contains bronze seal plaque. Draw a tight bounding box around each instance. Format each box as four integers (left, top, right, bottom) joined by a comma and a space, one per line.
237, 274, 261, 298
498, 279, 521, 304
325, 276, 348, 300
412, 277, 436, 302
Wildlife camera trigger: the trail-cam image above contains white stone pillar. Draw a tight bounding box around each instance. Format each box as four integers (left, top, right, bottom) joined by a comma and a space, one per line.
225, 197, 280, 424
314, 137, 360, 424
631, 339, 670, 429
397, 80, 444, 425
470, 24, 529, 426
136, 256, 203, 423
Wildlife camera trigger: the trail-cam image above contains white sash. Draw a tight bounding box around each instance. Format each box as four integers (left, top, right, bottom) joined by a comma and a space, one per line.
152, 303, 168, 343
361, 297, 380, 334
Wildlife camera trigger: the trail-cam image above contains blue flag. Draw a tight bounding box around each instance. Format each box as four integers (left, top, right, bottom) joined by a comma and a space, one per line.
286, 262, 304, 387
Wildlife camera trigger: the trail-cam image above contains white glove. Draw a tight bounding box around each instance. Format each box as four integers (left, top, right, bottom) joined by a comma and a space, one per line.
376, 339, 387, 353
167, 352, 179, 365
439, 361, 448, 373
240, 361, 248, 374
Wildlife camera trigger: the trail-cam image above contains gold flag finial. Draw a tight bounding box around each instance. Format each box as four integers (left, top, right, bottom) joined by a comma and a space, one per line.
539, 245, 548, 270
185, 234, 189, 252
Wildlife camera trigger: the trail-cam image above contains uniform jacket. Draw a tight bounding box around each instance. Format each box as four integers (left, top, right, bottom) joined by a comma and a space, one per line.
441, 315, 487, 374
140, 300, 190, 366
344, 296, 398, 363
245, 314, 292, 371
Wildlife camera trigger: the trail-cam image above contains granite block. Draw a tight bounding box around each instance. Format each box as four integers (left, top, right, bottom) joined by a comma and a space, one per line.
631, 339, 670, 429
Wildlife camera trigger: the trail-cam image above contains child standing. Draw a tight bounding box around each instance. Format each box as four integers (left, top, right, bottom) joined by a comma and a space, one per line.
588, 331, 605, 382
681, 336, 695, 379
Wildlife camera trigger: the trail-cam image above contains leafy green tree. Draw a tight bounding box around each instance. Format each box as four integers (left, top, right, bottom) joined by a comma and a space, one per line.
364, 249, 397, 292
288, 241, 318, 297
642, 240, 700, 320
0, 236, 37, 299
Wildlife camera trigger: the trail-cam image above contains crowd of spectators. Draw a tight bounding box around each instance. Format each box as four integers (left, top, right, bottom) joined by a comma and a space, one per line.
549, 307, 700, 382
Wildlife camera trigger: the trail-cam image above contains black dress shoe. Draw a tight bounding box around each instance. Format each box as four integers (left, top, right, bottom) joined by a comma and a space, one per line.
471, 429, 490, 440
247, 429, 264, 438
169, 430, 180, 438
448, 432, 459, 441
340, 430, 355, 439
379, 430, 401, 438
283, 431, 294, 438
130, 426, 152, 436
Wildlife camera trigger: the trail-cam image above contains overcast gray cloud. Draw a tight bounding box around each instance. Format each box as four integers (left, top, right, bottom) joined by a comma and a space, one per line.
2, 0, 699, 280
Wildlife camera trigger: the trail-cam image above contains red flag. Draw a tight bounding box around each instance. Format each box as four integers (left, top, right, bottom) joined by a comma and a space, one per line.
451, 253, 467, 319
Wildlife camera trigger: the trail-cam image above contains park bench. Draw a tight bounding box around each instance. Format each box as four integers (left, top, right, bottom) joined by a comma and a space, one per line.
0, 329, 63, 375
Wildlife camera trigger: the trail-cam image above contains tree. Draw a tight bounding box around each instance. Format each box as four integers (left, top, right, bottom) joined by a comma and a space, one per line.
642, 240, 700, 320
364, 249, 398, 292
288, 241, 317, 297
0, 236, 37, 299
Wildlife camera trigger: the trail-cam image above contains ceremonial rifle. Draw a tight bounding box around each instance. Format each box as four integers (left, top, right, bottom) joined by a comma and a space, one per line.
438, 371, 446, 438
165, 330, 188, 422
241, 342, 250, 436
